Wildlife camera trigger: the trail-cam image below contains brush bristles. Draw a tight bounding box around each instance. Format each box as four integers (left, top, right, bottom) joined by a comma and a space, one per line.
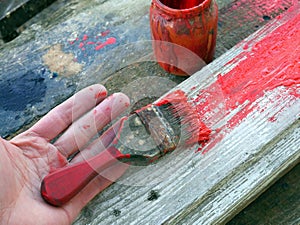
155, 90, 207, 147
164, 102, 201, 146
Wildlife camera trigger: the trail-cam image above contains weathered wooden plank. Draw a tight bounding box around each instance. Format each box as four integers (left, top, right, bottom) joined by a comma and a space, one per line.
0, 0, 294, 139
170, 122, 299, 224
0, 0, 57, 42
73, 4, 300, 225
228, 163, 300, 225
0, 0, 298, 224
216, 0, 296, 57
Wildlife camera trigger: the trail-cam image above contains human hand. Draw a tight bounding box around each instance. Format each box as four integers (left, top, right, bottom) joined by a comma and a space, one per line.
0, 84, 130, 225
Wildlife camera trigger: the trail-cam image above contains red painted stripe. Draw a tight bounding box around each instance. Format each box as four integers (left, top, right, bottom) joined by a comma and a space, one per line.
193, 9, 299, 152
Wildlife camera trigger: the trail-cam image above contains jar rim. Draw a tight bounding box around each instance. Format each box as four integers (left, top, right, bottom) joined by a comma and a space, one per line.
152, 0, 212, 17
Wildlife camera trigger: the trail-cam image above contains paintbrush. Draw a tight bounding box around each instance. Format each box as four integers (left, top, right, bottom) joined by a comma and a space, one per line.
41, 90, 203, 206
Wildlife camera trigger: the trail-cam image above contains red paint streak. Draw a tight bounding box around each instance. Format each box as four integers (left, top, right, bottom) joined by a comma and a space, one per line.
105, 37, 116, 44
155, 90, 211, 149
57, 152, 67, 165
79, 42, 84, 48
82, 34, 89, 41
100, 30, 110, 37
243, 43, 249, 50
95, 90, 107, 99
83, 125, 91, 129
49, 152, 68, 172
95, 37, 117, 51
68, 31, 117, 52
268, 116, 277, 122
105, 106, 111, 111
193, 11, 300, 133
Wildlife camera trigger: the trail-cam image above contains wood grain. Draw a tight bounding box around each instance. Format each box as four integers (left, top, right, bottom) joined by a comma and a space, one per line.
0, 0, 298, 223
73, 3, 300, 225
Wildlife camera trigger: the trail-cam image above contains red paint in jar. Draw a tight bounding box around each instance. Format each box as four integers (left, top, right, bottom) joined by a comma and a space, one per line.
150, 0, 218, 76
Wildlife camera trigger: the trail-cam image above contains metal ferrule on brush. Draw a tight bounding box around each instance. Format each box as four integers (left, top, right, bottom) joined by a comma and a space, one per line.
115, 104, 181, 165
136, 104, 179, 152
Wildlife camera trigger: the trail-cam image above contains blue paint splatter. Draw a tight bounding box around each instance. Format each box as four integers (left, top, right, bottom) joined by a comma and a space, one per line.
0, 70, 46, 111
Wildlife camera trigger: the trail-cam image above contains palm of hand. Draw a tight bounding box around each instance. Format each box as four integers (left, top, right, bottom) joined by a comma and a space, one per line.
0, 136, 72, 225
0, 85, 130, 225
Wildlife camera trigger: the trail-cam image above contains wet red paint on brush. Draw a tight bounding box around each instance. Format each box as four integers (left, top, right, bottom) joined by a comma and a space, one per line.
156, 90, 211, 150
193, 11, 300, 136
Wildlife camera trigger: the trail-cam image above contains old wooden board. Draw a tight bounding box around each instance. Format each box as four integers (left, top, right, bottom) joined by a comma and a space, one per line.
0, 0, 298, 224
0, 0, 295, 138
73, 4, 300, 225
0, 0, 57, 42
228, 163, 300, 225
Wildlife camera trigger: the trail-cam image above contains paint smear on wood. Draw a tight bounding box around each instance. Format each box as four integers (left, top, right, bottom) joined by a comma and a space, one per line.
68, 30, 117, 52
193, 9, 299, 153
42, 44, 83, 77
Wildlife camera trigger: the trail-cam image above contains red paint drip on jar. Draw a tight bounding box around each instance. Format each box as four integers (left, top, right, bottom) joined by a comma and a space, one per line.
150, 0, 218, 75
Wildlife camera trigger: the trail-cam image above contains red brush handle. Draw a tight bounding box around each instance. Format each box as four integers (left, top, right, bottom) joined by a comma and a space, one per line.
41, 147, 119, 206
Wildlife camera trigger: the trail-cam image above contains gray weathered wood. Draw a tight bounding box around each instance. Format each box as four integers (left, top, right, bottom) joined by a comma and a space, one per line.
228, 163, 300, 225
0, 0, 298, 223
73, 4, 300, 225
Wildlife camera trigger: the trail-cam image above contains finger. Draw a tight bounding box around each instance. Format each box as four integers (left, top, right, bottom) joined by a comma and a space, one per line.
28, 84, 108, 141
54, 93, 130, 157
70, 117, 123, 164
63, 162, 129, 221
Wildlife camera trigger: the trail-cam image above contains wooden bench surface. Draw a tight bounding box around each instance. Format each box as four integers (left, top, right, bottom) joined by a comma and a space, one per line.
0, 0, 299, 224
73, 5, 299, 225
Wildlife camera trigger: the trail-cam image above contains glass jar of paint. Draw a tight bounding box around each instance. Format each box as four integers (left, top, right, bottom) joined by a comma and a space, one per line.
150, 0, 218, 76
